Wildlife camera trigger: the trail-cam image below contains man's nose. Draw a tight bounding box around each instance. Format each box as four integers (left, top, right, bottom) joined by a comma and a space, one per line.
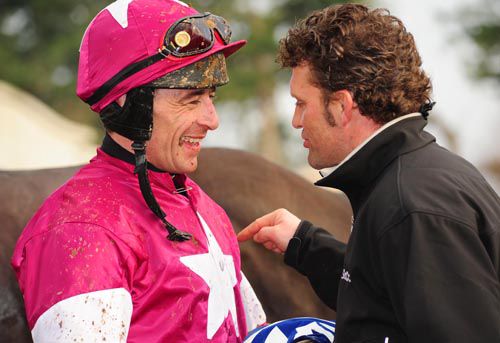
292, 108, 303, 129
199, 97, 219, 130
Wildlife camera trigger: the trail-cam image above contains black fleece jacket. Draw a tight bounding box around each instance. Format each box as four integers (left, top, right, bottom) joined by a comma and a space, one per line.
285, 114, 500, 343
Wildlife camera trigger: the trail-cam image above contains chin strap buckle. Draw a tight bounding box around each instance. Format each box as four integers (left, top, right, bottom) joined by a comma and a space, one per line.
131, 141, 147, 174
165, 221, 192, 242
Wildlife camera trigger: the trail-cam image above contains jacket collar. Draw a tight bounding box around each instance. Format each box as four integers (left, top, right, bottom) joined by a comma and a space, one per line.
315, 114, 435, 213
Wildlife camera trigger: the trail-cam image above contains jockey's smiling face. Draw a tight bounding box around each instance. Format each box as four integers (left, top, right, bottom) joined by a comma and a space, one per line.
146, 87, 219, 174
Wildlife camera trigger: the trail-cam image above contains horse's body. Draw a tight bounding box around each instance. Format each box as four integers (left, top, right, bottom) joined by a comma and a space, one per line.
0, 148, 351, 342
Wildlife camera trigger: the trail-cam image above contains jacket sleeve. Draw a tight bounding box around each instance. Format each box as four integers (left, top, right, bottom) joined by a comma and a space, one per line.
284, 220, 346, 310
378, 212, 500, 342
16, 222, 141, 342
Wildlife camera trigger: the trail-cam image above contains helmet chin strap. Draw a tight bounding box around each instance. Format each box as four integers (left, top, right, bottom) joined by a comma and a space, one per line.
100, 87, 191, 242
132, 141, 192, 242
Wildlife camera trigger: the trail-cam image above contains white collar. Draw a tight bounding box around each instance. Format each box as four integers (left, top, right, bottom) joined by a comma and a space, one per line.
318, 112, 422, 179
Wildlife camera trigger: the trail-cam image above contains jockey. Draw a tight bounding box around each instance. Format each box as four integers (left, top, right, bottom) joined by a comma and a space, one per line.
11, 0, 265, 341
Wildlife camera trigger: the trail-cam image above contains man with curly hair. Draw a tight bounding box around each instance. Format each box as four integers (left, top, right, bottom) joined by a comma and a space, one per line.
239, 4, 500, 342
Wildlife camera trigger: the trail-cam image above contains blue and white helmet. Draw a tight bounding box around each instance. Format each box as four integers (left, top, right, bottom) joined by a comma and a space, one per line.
244, 317, 336, 343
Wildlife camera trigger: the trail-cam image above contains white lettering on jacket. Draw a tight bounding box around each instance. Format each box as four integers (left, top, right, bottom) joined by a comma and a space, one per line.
341, 269, 351, 283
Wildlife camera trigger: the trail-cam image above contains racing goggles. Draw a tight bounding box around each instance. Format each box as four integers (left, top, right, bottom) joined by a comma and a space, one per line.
86, 12, 232, 106
161, 13, 232, 57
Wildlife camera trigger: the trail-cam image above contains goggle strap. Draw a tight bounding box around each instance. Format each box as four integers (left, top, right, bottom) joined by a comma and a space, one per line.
86, 51, 168, 106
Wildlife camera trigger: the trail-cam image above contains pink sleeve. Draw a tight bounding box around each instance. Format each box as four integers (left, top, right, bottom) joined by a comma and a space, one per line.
18, 222, 141, 329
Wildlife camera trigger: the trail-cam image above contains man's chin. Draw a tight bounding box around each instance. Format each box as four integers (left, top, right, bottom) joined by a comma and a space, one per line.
183, 157, 198, 174
307, 150, 340, 170
307, 154, 322, 170
308, 157, 334, 171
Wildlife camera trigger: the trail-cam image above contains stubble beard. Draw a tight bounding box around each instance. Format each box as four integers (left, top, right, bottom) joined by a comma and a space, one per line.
307, 102, 339, 170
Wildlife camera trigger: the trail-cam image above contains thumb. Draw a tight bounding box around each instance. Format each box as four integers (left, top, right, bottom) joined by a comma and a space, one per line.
254, 225, 288, 252
253, 226, 276, 244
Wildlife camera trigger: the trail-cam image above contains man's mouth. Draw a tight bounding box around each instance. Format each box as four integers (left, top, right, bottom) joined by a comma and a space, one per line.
181, 136, 203, 144
180, 136, 205, 149
301, 132, 310, 148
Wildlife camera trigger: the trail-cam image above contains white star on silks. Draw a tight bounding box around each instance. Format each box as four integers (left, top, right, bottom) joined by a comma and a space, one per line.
180, 213, 239, 339
106, 0, 134, 29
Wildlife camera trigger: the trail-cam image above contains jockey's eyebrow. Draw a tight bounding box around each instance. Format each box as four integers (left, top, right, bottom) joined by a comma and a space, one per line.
177, 88, 216, 102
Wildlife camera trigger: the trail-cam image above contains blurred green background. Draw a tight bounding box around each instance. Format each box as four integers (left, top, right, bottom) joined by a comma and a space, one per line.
1, 0, 499, 187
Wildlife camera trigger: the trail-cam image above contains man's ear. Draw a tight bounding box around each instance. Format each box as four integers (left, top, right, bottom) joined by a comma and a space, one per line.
327, 90, 354, 127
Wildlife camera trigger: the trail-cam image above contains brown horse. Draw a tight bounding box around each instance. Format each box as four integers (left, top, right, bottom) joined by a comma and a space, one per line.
0, 148, 352, 342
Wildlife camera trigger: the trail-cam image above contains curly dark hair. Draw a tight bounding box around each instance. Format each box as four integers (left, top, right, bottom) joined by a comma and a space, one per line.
277, 4, 432, 124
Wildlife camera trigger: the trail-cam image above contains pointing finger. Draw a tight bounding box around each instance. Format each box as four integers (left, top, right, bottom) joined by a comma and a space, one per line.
237, 210, 280, 241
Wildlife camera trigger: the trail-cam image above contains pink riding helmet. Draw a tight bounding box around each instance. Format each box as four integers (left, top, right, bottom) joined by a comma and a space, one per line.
77, 0, 246, 113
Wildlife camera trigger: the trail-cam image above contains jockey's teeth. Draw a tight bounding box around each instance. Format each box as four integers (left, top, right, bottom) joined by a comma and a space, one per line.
181, 137, 202, 144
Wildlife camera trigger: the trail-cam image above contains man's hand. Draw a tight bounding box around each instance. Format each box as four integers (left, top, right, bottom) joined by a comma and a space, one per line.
237, 209, 301, 254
